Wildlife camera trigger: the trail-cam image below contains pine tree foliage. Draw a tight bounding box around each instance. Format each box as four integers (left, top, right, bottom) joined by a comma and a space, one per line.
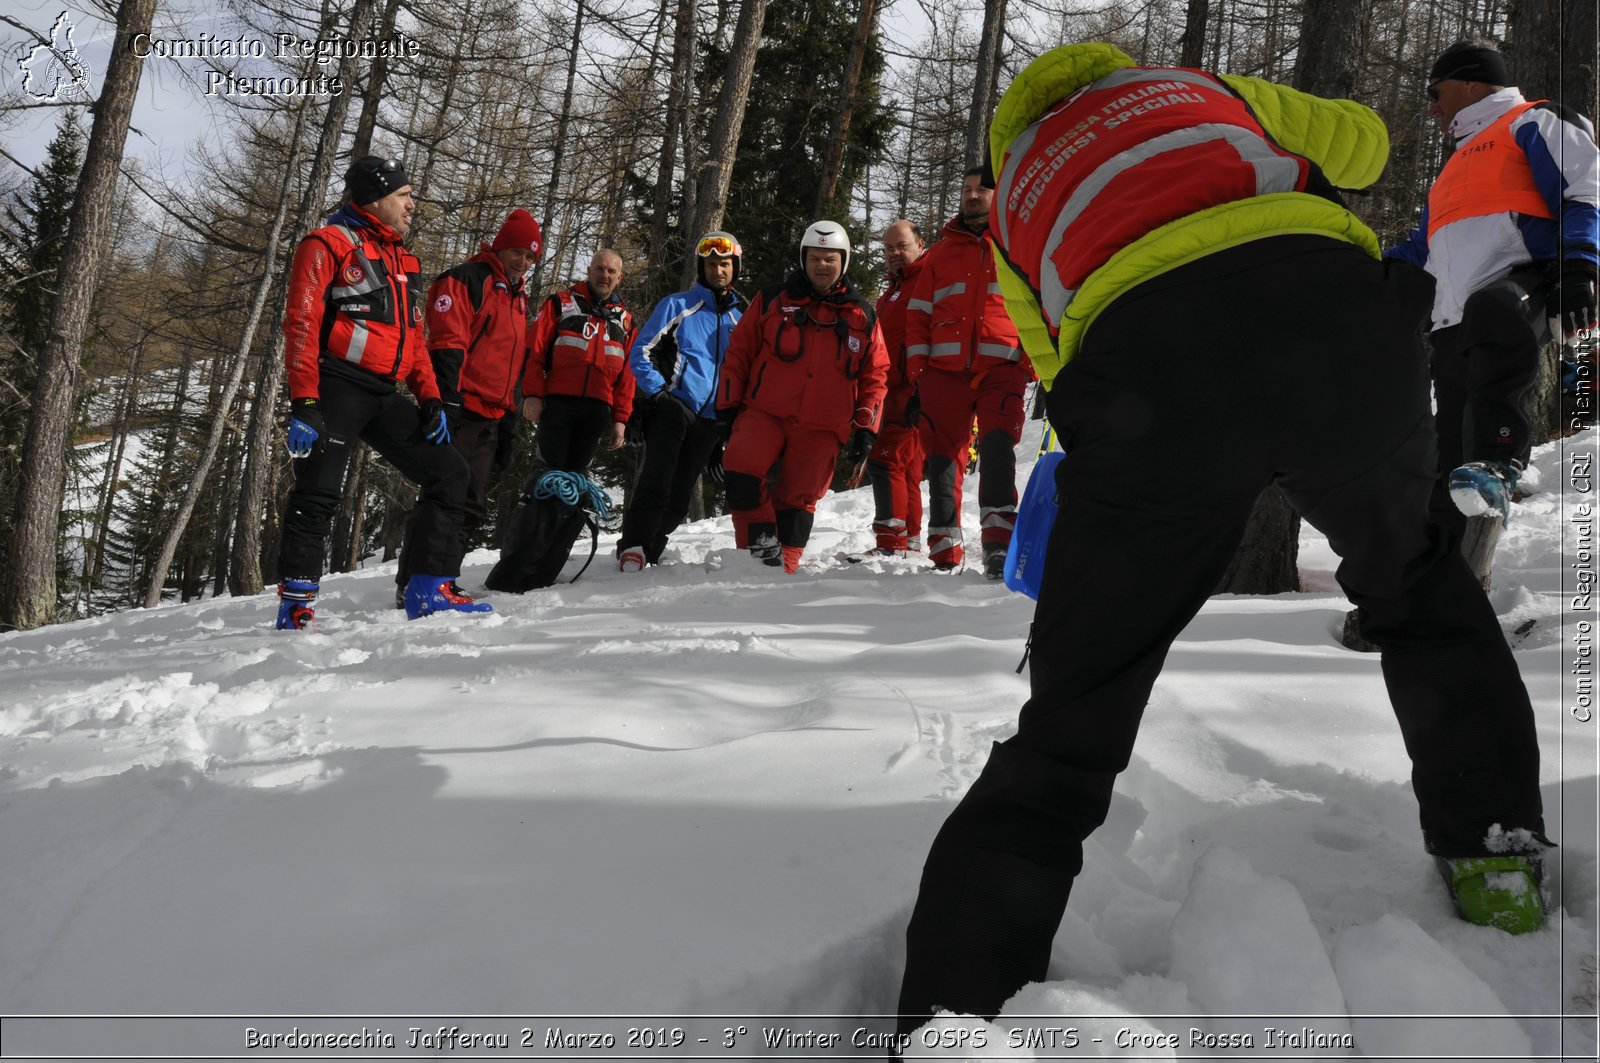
0, 114, 83, 578
702, 0, 894, 290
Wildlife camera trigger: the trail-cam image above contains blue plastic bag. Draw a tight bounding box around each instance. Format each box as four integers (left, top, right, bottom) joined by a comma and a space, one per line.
1003, 449, 1065, 600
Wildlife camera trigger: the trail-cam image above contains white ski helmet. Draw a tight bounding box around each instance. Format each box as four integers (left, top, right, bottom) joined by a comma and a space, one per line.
799, 220, 850, 274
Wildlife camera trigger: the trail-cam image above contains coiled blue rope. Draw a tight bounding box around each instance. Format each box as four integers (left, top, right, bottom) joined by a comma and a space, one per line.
533, 469, 612, 520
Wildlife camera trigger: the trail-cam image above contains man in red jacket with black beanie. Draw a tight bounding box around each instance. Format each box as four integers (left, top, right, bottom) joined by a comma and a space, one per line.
276, 155, 491, 628
393, 208, 541, 604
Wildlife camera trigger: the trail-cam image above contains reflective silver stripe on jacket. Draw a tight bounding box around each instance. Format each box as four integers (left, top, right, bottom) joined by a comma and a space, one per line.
907, 343, 931, 359
1035, 123, 1303, 324
908, 298, 934, 314
603, 342, 627, 360
995, 66, 1257, 317
931, 281, 967, 305
341, 320, 369, 363
976, 342, 1022, 362
554, 334, 590, 351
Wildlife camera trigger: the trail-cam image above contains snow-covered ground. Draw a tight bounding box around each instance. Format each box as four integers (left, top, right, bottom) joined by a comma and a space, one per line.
0, 428, 1594, 1062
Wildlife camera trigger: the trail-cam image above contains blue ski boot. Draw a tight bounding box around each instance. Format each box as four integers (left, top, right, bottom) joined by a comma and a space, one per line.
276, 578, 318, 631
1448, 461, 1518, 526
403, 574, 493, 620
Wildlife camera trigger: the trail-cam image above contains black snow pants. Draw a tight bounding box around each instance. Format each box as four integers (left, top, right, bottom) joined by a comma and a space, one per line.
618, 395, 722, 563
279, 359, 469, 582
896, 236, 1548, 1033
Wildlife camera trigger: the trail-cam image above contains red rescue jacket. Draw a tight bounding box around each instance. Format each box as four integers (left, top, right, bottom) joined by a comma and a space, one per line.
874, 256, 925, 425
718, 273, 889, 444
283, 205, 437, 402
523, 282, 637, 422
425, 248, 529, 419
904, 217, 1026, 380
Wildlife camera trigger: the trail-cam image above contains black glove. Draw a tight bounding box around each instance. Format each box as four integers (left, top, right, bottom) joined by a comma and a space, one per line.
625, 404, 651, 447
849, 427, 877, 465
902, 389, 922, 429
1555, 265, 1598, 339
714, 406, 739, 442
704, 441, 726, 484
492, 412, 519, 475
285, 398, 326, 458
420, 398, 451, 445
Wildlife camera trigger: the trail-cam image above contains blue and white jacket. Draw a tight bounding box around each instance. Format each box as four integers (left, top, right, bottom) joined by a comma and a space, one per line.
1387, 88, 1599, 330
628, 282, 745, 418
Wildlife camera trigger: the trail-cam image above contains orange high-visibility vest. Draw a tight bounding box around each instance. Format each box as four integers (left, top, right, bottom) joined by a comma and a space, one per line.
1428, 101, 1554, 239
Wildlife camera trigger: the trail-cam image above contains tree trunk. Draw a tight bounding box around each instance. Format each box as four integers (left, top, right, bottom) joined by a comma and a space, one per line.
650, 0, 696, 287
532, 0, 586, 296
815, 0, 878, 215
0, 0, 157, 632
228, 0, 378, 598
350, 0, 403, 158
1215, 487, 1301, 595
1179, 0, 1209, 67
680, 0, 769, 288
1295, 0, 1369, 100
143, 113, 303, 607
962, 0, 1007, 172
1460, 514, 1502, 590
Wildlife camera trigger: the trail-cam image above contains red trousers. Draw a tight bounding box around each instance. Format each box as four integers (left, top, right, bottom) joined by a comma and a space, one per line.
916, 362, 1029, 565
723, 409, 841, 554
867, 423, 923, 552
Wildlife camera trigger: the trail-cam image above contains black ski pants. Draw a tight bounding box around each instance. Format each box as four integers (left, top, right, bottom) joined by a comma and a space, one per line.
537, 394, 614, 474
1428, 267, 1549, 536
395, 412, 500, 589
897, 236, 1547, 1032
618, 395, 721, 562
279, 362, 469, 582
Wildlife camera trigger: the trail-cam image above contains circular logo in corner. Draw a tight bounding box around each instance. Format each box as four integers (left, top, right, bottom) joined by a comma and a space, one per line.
433, 293, 453, 313
342, 264, 366, 286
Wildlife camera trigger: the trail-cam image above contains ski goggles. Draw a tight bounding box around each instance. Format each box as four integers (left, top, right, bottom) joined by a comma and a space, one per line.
696, 235, 741, 257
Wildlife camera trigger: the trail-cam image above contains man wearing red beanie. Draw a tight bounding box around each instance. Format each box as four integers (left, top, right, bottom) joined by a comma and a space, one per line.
394, 208, 542, 605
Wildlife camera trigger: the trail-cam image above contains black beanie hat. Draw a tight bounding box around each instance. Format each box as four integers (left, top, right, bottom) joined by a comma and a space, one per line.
1429, 41, 1509, 87
344, 155, 411, 206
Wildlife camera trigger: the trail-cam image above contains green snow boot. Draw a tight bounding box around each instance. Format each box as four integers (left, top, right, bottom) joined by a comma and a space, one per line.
1435, 855, 1545, 934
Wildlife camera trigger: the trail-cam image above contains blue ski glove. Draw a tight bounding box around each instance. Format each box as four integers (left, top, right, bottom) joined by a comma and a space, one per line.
420, 398, 451, 446
286, 398, 325, 458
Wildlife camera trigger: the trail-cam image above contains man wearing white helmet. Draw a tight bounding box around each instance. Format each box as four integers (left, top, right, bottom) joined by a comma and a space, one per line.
616, 232, 747, 569
716, 221, 889, 573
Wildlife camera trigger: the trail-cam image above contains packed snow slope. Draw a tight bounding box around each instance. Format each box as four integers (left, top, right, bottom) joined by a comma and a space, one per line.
0, 429, 1594, 1061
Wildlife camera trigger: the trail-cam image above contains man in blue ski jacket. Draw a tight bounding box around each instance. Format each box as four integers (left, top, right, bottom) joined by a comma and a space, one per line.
615, 232, 746, 569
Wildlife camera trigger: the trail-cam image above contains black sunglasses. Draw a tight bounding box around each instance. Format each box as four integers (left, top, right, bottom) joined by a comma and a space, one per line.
1426, 82, 1443, 102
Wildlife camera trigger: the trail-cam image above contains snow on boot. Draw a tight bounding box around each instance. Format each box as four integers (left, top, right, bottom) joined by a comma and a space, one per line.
750, 527, 781, 566
1448, 461, 1517, 526
276, 578, 318, 631
781, 545, 804, 574
1435, 854, 1545, 934
618, 546, 646, 572
907, 535, 923, 554
404, 574, 493, 620
983, 544, 1008, 580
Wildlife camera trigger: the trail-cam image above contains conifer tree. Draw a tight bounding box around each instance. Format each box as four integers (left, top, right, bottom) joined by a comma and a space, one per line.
700, 0, 892, 290
0, 113, 84, 578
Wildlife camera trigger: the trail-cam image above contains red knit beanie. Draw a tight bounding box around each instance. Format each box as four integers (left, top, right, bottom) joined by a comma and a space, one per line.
491, 209, 542, 254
